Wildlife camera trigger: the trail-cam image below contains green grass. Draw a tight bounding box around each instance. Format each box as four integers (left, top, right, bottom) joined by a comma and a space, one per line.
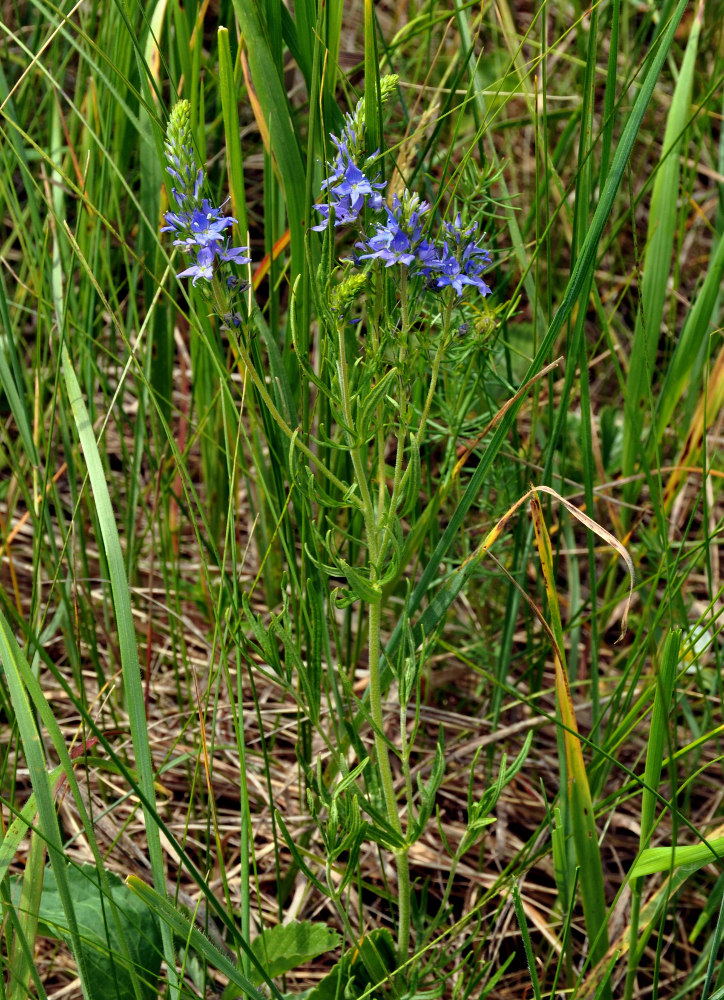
1, 0, 723, 998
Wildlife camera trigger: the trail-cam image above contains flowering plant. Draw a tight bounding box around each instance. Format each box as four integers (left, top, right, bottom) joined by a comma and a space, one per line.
298, 79, 499, 968
161, 101, 250, 301
160, 84, 503, 977
313, 82, 493, 315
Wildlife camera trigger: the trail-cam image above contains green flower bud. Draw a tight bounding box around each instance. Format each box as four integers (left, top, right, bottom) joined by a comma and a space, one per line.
330, 274, 368, 319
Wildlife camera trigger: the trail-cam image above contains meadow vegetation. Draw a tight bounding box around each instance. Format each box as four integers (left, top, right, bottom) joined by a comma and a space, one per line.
0, 0, 723, 998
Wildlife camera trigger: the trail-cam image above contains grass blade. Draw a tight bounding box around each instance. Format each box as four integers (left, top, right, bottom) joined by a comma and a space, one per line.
630, 837, 724, 878
625, 628, 681, 999
219, 26, 249, 245
530, 491, 610, 989
0, 611, 93, 998
60, 344, 179, 996
622, 0, 704, 482
232, 0, 306, 285
512, 880, 543, 1000
126, 876, 275, 1000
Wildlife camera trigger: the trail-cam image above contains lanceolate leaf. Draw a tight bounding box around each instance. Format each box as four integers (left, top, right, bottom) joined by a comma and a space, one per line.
60, 344, 177, 993
630, 838, 724, 878
622, 0, 704, 480
0, 611, 94, 998
126, 877, 274, 1000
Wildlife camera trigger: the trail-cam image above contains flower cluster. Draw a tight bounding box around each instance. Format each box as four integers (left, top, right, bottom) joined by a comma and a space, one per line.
312, 115, 385, 232
161, 101, 250, 287
312, 100, 493, 302
357, 193, 436, 270
424, 215, 492, 297
355, 197, 492, 299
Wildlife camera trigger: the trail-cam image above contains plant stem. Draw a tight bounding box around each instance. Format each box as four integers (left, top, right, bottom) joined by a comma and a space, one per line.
417, 298, 454, 440
336, 318, 410, 966
228, 322, 351, 497
368, 596, 410, 963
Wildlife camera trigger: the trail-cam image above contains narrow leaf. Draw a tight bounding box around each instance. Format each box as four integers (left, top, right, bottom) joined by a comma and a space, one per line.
630, 838, 724, 878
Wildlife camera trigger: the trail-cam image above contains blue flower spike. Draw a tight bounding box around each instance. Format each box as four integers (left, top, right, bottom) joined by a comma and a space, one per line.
312, 76, 399, 232
161, 100, 251, 286
358, 193, 435, 270
427, 214, 492, 298
312, 119, 385, 231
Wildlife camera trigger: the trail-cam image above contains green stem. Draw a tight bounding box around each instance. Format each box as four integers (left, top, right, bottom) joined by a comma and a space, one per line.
399, 266, 410, 365
335, 326, 377, 543
367, 601, 400, 830
377, 418, 407, 567
228, 324, 351, 497
417, 300, 454, 440
369, 598, 410, 964
336, 317, 410, 966
394, 296, 453, 512
376, 412, 388, 523
624, 887, 643, 1000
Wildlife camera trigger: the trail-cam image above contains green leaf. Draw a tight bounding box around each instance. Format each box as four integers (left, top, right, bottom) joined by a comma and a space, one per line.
16, 864, 162, 1000
653, 224, 724, 448
232, 0, 306, 282
410, 728, 445, 843
307, 928, 396, 1000
0, 766, 62, 883
357, 367, 398, 431
249, 921, 341, 986
0, 610, 95, 998
0, 272, 37, 463
399, 432, 421, 519
218, 27, 249, 242
127, 875, 276, 1000
333, 758, 370, 799
629, 838, 724, 878
60, 340, 179, 993
623, 3, 703, 478
335, 558, 382, 604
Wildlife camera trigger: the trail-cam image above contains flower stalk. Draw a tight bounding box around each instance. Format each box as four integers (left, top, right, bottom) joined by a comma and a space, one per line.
313, 95, 494, 970
336, 314, 411, 964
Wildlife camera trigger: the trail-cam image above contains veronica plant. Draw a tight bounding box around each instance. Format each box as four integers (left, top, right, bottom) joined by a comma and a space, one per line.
162, 100, 251, 321
160, 99, 258, 539
306, 81, 497, 969
161, 85, 504, 984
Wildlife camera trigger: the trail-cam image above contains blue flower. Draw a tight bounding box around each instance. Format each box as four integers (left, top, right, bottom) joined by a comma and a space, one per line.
357, 194, 434, 270
161, 101, 251, 287
177, 245, 217, 285
170, 205, 236, 251
423, 214, 492, 297
312, 120, 385, 231
217, 244, 252, 265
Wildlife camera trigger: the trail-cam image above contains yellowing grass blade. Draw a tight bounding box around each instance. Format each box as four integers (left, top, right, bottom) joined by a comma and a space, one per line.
530, 491, 610, 986
663, 340, 724, 512
531, 485, 634, 639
